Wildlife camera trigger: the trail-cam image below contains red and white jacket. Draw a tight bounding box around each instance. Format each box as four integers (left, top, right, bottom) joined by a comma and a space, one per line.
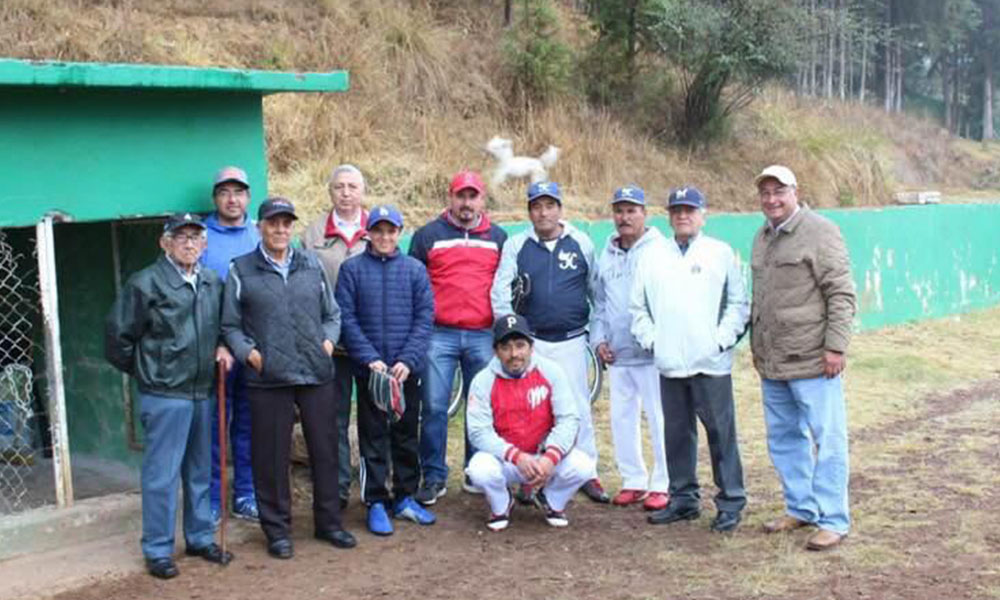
408, 211, 507, 330
466, 354, 579, 466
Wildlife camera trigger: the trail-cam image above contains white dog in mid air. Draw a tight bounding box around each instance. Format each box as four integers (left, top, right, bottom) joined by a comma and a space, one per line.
485, 136, 560, 188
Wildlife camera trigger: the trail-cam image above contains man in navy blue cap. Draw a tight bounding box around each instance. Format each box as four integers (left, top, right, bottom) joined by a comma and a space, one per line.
630, 186, 749, 532
591, 186, 670, 511
221, 197, 357, 559
491, 181, 609, 503
106, 212, 235, 578
335, 205, 436, 536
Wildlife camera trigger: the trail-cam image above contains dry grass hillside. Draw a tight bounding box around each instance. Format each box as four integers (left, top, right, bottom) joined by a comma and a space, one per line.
3, 0, 999, 227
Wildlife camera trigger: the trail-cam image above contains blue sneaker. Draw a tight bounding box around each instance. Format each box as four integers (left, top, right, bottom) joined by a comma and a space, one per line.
368, 502, 394, 536
232, 496, 260, 522
393, 496, 436, 525
210, 506, 221, 530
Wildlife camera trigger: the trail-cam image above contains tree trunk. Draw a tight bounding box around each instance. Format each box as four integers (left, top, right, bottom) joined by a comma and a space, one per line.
944, 52, 953, 132
826, 6, 835, 98
895, 37, 903, 113
504, 0, 512, 27
984, 55, 995, 140
839, 0, 847, 101
884, 23, 892, 112
860, 23, 868, 103
810, 0, 818, 95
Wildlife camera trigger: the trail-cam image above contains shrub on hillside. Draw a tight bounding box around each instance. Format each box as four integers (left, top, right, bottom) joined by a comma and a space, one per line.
502, 0, 574, 108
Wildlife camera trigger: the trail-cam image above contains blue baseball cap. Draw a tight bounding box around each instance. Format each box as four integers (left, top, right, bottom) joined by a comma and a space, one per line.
612, 185, 645, 205
367, 204, 404, 229
526, 181, 562, 204
667, 186, 706, 209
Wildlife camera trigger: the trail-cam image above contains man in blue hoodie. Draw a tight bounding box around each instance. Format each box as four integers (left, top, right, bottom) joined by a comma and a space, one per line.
200, 166, 261, 524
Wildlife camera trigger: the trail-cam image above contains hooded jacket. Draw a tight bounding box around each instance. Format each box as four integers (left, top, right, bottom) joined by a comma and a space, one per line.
590, 226, 664, 367
466, 353, 579, 467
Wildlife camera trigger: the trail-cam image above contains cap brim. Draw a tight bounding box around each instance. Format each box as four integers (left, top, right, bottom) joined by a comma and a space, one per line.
368, 218, 403, 229
668, 200, 703, 209
528, 194, 561, 203
262, 210, 298, 220
494, 330, 532, 345
612, 198, 645, 205
754, 173, 794, 187
452, 184, 484, 194
215, 178, 249, 188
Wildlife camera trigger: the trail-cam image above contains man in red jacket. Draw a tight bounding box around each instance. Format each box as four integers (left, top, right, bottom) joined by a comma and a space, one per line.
409, 171, 508, 504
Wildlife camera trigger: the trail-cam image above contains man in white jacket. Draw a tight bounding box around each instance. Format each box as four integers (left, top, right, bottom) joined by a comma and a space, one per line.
630, 186, 749, 532
591, 186, 670, 511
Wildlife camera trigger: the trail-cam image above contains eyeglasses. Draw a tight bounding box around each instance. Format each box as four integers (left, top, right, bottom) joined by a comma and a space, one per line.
171, 233, 204, 244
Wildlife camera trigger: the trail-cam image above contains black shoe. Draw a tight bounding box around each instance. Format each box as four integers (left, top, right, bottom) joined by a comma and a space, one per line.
648, 503, 701, 525
315, 529, 357, 549
581, 479, 611, 503
414, 481, 447, 506
185, 543, 233, 565
710, 510, 742, 533
339, 495, 349, 511
267, 538, 294, 559
146, 557, 179, 579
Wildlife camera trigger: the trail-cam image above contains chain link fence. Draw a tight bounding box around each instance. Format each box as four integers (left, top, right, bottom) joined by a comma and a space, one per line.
0, 228, 50, 515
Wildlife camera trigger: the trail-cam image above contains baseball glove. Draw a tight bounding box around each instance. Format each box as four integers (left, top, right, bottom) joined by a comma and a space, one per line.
368, 370, 405, 423
511, 272, 531, 314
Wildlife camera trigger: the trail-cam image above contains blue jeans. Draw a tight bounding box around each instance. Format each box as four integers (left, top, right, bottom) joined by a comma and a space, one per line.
211, 363, 254, 510
761, 376, 850, 535
419, 326, 493, 484
139, 393, 214, 559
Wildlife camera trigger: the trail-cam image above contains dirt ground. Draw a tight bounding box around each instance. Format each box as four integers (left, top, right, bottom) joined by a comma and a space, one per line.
37, 376, 999, 600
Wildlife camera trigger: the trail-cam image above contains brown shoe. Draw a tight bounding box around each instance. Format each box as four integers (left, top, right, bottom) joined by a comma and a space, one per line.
762, 515, 811, 533
806, 529, 844, 551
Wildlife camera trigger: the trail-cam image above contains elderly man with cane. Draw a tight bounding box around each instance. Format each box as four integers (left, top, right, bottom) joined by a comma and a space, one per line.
105, 213, 235, 579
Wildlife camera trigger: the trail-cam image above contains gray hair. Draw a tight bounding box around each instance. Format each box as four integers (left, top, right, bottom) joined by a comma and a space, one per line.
328, 164, 366, 190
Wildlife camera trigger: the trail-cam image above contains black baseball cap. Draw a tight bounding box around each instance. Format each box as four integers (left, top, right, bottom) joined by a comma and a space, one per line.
163, 212, 206, 233
258, 196, 298, 221
493, 314, 534, 345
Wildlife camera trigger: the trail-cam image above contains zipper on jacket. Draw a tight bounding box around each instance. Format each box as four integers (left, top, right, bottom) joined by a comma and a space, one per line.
380, 254, 388, 362
192, 281, 201, 400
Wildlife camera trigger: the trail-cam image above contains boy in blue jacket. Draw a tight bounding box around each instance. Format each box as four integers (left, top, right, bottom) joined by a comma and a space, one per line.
335, 205, 437, 535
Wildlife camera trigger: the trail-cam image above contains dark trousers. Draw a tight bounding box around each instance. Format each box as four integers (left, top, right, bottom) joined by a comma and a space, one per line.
660, 374, 746, 513
333, 356, 357, 500
357, 376, 420, 504
248, 382, 341, 541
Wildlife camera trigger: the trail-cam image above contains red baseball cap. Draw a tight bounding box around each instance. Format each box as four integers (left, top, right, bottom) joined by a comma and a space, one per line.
449, 170, 485, 195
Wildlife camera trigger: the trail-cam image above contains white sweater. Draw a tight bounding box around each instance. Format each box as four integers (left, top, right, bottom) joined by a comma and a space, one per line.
629, 233, 749, 378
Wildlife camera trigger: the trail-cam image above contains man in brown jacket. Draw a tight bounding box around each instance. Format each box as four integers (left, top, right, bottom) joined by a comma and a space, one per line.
750, 165, 856, 551
301, 164, 369, 510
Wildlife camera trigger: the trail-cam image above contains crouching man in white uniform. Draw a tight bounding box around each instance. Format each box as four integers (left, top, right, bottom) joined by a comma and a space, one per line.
465, 314, 596, 531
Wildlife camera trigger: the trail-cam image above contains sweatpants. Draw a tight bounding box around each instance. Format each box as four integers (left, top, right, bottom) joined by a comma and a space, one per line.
357, 375, 420, 504
466, 449, 596, 514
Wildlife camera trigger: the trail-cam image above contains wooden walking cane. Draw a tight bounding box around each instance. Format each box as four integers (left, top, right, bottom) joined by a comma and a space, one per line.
216, 362, 230, 560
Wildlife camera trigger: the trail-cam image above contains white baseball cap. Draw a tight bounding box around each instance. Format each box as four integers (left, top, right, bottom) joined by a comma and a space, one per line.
754, 165, 797, 188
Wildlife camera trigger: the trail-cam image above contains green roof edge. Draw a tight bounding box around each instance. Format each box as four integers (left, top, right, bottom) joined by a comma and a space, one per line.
0, 58, 349, 94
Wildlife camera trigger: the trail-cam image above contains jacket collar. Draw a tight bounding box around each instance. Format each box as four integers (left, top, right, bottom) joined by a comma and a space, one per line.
526, 219, 576, 243
438, 209, 493, 235
205, 212, 253, 233
156, 254, 204, 290
324, 209, 369, 247
487, 354, 541, 380
605, 225, 664, 256
768, 205, 808, 236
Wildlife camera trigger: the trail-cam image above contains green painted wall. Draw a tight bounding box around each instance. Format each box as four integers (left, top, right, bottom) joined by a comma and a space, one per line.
402, 203, 1000, 330
0, 87, 267, 227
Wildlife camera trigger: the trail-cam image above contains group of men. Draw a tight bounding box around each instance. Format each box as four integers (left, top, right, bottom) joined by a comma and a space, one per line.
105, 161, 856, 580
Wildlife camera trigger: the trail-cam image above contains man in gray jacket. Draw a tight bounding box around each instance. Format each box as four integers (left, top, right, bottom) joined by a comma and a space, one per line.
105, 213, 234, 579
751, 165, 856, 551
630, 187, 749, 533
591, 186, 669, 511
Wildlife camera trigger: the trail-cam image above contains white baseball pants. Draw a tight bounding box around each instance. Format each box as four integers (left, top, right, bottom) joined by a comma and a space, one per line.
609, 364, 669, 492
532, 336, 597, 465
466, 449, 596, 513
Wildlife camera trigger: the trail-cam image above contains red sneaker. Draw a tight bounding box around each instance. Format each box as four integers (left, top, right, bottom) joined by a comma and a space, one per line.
643, 492, 670, 511
611, 489, 649, 506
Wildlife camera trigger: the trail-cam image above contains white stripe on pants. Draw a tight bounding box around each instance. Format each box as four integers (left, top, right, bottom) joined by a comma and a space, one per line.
533, 336, 597, 465
609, 364, 669, 492
465, 449, 596, 514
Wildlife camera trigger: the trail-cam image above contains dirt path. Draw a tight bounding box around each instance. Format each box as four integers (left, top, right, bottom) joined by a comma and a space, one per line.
30, 379, 1000, 600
